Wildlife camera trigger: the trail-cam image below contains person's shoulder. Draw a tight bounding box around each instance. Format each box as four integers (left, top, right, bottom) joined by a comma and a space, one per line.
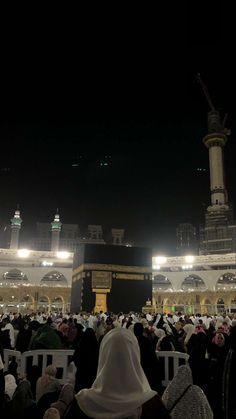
141, 394, 171, 419
191, 384, 208, 399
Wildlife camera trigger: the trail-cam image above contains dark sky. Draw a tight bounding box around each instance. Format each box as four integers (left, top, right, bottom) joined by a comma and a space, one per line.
0, 7, 235, 253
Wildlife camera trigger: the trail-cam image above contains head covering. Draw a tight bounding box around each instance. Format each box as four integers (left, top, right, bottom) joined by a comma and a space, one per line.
41, 365, 57, 386
195, 325, 206, 335
212, 332, 225, 347
10, 380, 34, 415
76, 327, 156, 419
140, 318, 148, 328
51, 383, 74, 417
183, 324, 195, 344
36, 365, 60, 403
154, 328, 166, 339
162, 365, 213, 419
4, 374, 17, 399
43, 407, 60, 419
133, 322, 143, 338
112, 320, 121, 328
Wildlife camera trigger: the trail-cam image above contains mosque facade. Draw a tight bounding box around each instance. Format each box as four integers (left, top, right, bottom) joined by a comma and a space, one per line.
0, 210, 129, 314
1, 78, 236, 314
0, 211, 73, 314
0, 247, 73, 313
152, 253, 236, 315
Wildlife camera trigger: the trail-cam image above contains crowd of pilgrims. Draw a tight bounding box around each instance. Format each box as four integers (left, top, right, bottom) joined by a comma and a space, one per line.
0, 310, 236, 418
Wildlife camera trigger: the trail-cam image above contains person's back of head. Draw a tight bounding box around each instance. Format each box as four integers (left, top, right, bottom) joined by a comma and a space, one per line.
162, 365, 213, 418
43, 407, 60, 419
133, 322, 144, 338
160, 336, 173, 351
38, 364, 58, 389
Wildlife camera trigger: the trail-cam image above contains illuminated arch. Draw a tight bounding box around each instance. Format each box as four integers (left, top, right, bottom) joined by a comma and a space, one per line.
6, 294, 19, 305
51, 296, 64, 311
52, 296, 64, 304
231, 298, 236, 312
21, 295, 34, 303
38, 295, 49, 303
153, 275, 173, 291
216, 273, 236, 290
3, 269, 28, 284
181, 275, 206, 291
203, 298, 212, 305
40, 271, 68, 286
217, 298, 225, 312
38, 295, 50, 311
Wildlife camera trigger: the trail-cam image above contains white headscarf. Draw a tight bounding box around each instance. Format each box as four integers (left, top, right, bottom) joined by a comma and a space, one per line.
76, 327, 156, 419
183, 324, 195, 344
4, 374, 17, 399
154, 328, 166, 339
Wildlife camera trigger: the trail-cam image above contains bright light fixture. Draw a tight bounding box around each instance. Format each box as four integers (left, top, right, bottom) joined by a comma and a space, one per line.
182, 264, 193, 270
56, 251, 70, 259
155, 256, 167, 264
18, 249, 30, 258
42, 261, 54, 267
185, 255, 195, 263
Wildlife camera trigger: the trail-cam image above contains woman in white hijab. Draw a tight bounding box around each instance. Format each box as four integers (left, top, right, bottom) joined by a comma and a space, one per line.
183, 324, 195, 346
162, 365, 213, 419
64, 327, 170, 419
4, 374, 17, 400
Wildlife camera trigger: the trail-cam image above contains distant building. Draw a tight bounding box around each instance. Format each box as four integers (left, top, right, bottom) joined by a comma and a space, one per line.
32, 214, 127, 251
152, 253, 236, 314
176, 223, 197, 255
0, 248, 73, 313
0, 209, 128, 313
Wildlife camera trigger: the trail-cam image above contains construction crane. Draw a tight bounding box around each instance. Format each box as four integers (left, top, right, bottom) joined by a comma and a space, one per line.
196, 73, 230, 135
196, 73, 216, 111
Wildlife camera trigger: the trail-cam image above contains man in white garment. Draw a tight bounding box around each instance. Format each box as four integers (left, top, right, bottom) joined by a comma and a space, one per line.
1, 317, 15, 348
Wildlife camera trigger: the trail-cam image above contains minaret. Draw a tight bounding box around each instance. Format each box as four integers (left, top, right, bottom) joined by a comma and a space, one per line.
51, 210, 62, 252
197, 75, 235, 254
203, 110, 229, 213
197, 74, 230, 216
10, 209, 22, 249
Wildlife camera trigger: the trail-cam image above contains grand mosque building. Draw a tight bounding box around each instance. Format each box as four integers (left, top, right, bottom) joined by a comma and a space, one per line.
0, 77, 235, 314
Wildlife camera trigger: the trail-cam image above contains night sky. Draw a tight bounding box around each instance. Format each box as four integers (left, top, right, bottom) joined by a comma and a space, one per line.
0, 8, 235, 254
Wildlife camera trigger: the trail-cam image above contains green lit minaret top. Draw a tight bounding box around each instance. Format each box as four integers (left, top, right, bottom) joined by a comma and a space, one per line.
51, 210, 62, 232
11, 209, 22, 229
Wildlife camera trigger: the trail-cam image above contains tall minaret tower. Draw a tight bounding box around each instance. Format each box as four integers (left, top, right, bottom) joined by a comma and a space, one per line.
203, 111, 229, 213
10, 208, 22, 249
51, 210, 62, 252
197, 74, 231, 216
198, 75, 234, 254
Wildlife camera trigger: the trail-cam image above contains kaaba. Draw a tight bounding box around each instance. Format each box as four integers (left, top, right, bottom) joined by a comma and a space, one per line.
71, 244, 152, 313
